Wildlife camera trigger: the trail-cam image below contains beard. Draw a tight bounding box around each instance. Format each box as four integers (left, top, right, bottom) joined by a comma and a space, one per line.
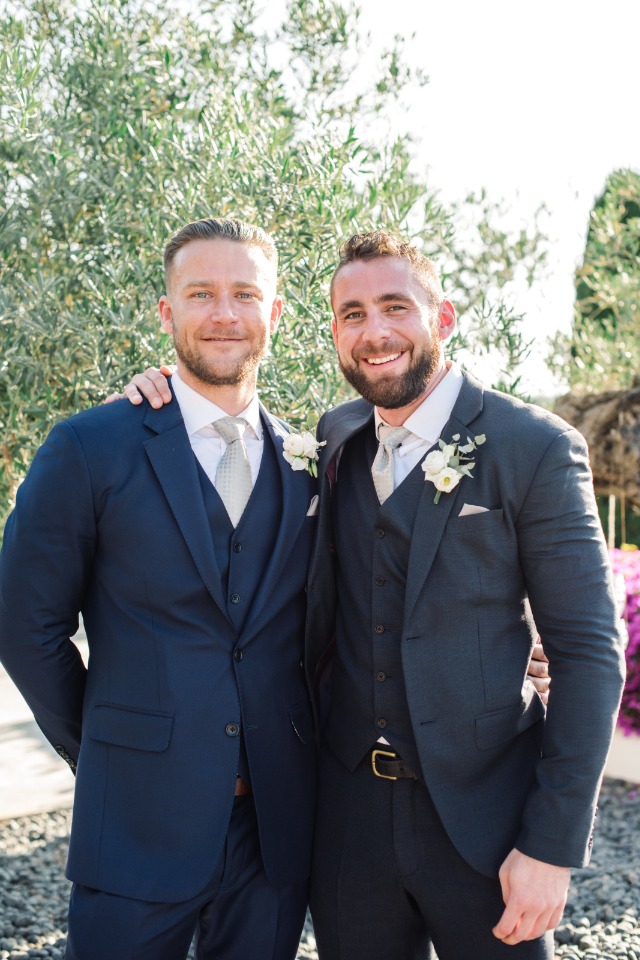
172, 325, 268, 387
339, 337, 442, 409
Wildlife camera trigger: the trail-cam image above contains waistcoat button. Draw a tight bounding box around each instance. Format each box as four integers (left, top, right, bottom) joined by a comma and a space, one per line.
225, 723, 240, 737
231, 593, 241, 604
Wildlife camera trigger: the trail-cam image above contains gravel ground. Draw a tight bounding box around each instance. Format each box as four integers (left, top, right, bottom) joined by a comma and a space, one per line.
0, 778, 637, 959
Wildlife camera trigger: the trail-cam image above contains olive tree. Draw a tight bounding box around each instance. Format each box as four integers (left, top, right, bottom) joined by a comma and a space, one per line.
0, 0, 545, 530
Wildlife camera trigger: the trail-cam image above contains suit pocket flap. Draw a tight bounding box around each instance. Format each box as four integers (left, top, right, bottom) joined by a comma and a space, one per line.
88, 704, 174, 752
289, 702, 315, 745
475, 696, 544, 751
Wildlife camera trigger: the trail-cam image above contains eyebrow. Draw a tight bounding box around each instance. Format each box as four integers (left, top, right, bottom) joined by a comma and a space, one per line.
182, 280, 263, 293
337, 292, 413, 315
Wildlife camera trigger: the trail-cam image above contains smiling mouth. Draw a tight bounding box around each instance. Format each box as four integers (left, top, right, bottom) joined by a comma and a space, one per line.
363, 352, 403, 366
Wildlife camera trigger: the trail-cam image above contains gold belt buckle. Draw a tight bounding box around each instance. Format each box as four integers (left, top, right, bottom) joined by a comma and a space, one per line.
371, 748, 398, 780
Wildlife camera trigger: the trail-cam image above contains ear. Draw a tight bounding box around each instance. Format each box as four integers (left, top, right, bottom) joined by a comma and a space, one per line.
270, 295, 283, 334
438, 300, 456, 342
331, 315, 338, 350
158, 295, 173, 335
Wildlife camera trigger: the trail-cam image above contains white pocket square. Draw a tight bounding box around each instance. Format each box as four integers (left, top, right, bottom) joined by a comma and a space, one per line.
306, 494, 319, 517
458, 503, 489, 517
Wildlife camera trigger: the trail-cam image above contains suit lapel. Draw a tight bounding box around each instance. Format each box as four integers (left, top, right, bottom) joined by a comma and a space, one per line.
404, 374, 485, 628
143, 398, 227, 615
317, 399, 374, 485
242, 407, 313, 637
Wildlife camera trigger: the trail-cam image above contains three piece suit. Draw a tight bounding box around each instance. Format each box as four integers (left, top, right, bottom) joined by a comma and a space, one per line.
0, 388, 317, 958
306, 370, 625, 959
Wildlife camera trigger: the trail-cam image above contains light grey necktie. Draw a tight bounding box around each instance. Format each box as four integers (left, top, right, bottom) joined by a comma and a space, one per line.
214, 416, 252, 527
371, 424, 411, 504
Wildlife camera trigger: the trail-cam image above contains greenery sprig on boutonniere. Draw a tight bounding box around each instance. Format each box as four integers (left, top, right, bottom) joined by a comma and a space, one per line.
282, 431, 326, 478
421, 433, 486, 504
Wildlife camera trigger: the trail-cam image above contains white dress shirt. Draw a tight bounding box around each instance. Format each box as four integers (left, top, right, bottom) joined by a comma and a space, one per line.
171, 371, 263, 487
374, 362, 464, 492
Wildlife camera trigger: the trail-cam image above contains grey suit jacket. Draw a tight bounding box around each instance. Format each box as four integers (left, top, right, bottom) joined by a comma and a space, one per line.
305, 370, 625, 876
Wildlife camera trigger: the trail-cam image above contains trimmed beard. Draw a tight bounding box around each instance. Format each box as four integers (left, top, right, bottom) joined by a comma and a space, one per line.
339, 338, 442, 409
173, 328, 267, 387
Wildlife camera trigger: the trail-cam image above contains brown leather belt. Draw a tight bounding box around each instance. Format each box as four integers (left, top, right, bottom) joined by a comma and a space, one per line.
235, 776, 252, 796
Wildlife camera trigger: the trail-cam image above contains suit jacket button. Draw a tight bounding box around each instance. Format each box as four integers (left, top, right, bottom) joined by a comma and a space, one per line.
375, 624, 385, 634
225, 723, 240, 737
376, 718, 388, 729
230, 593, 241, 604
233, 543, 242, 553
233, 649, 243, 662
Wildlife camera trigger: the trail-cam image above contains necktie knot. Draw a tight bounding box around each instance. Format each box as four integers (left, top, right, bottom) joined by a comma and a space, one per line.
377, 423, 411, 451
215, 416, 248, 445
371, 423, 411, 505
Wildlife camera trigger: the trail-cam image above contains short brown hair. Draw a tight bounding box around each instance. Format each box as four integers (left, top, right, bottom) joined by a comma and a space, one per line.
331, 230, 443, 310
163, 217, 278, 287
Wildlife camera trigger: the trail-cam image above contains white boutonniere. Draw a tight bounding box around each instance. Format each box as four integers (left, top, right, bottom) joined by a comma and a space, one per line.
282, 431, 326, 478
422, 433, 486, 504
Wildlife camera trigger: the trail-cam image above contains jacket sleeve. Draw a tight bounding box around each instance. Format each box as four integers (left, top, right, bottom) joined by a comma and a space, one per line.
514, 426, 626, 866
0, 421, 96, 766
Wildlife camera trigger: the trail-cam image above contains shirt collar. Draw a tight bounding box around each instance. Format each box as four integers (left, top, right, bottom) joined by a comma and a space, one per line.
374, 362, 464, 446
171, 370, 263, 440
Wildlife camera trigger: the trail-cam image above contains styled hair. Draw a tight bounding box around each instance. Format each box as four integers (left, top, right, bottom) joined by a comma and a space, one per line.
163, 217, 278, 286
331, 230, 443, 310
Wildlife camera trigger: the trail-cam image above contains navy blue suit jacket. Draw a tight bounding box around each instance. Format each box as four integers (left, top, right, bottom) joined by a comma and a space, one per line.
305, 371, 625, 876
0, 394, 317, 902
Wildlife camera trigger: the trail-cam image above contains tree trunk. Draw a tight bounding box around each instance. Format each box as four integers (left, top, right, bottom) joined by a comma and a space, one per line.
554, 382, 640, 510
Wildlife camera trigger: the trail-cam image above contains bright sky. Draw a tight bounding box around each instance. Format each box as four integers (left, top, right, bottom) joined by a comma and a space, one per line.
354, 0, 640, 394
261, 0, 639, 395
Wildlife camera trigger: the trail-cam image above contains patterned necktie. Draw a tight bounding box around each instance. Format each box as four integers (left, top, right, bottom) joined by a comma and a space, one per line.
371, 424, 411, 504
214, 416, 252, 527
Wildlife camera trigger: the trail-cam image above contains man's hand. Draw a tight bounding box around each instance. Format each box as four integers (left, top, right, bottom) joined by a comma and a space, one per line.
104, 366, 174, 408
493, 849, 570, 944
527, 639, 550, 705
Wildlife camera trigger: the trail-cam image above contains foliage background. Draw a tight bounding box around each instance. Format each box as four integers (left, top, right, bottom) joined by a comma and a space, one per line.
0, 0, 546, 532
610, 548, 640, 734
551, 168, 640, 394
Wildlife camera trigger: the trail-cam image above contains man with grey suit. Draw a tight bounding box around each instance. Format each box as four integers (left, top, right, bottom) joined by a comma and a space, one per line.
122, 229, 624, 958
304, 230, 625, 959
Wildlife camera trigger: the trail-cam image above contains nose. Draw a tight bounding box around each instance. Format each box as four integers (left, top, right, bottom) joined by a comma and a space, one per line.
361, 308, 391, 345
209, 292, 238, 324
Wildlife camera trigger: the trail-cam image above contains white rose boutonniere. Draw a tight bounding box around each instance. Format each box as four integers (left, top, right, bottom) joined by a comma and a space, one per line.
282, 430, 326, 477
422, 432, 486, 504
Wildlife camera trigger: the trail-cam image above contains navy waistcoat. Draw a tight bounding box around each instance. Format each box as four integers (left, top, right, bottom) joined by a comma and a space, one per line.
325, 421, 426, 778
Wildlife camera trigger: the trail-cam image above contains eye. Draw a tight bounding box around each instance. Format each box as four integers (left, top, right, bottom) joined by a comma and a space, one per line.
192, 291, 210, 299
342, 310, 364, 323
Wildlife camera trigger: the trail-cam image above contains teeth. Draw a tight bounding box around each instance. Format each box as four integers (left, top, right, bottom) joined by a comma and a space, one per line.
366, 353, 401, 365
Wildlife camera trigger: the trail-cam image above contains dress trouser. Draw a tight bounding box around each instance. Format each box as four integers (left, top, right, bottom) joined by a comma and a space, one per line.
310, 745, 554, 960
65, 795, 308, 960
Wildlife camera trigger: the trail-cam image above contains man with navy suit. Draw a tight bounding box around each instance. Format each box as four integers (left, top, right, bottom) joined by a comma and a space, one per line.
304, 230, 625, 959
0, 218, 318, 959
